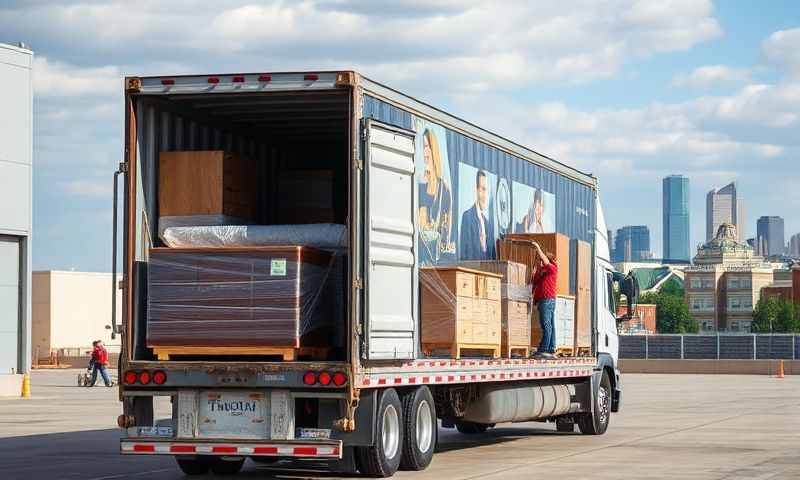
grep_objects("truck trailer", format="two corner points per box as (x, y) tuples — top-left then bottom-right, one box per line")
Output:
(115, 71), (633, 477)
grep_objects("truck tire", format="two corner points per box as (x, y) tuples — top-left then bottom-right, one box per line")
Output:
(356, 388), (404, 477)
(399, 386), (436, 471)
(176, 457), (210, 475)
(578, 371), (611, 435)
(455, 421), (488, 434)
(209, 457), (245, 475)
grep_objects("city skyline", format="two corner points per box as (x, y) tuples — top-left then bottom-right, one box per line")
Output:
(663, 175), (690, 262)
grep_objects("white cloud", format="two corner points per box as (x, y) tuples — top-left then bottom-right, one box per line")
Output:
(672, 65), (752, 89)
(60, 178), (111, 198)
(762, 28), (800, 78)
(33, 57), (120, 97)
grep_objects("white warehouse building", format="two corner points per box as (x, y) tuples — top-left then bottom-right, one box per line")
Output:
(0, 42), (33, 396)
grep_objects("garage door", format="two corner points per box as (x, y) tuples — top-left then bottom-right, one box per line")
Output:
(0, 236), (20, 373)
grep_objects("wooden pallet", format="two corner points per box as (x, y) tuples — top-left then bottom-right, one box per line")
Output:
(151, 346), (329, 361)
(576, 347), (592, 357)
(422, 343), (500, 359)
(555, 346), (574, 357)
(502, 345), (530, 358)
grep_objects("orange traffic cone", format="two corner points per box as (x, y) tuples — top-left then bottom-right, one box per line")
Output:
(777, 360), (785, 379)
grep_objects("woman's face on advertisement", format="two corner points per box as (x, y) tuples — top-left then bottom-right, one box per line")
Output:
(423, 136), (433, 181)
(534, 199), (543, 220)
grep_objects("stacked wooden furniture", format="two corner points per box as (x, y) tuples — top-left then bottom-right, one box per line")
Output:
(461, 260), (530, 358)
(531, 295), (576, 355)
(420, 266), (502, 358)
(573, 240), (592, 356)
(498, 233), (571, 295)
(146, 246), (334, 360)
(159, 150), (257, 221)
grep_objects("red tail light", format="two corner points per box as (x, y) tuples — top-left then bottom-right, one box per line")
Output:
(123, 371), (138, 385)
(207, 77), (220, 84)
(303, 371), (317, 385)
(160, 79), (175, 86)
(318, 372), (331, 386)
(304, 74), (319, 81)
(258, 75), (271, 82)
(232, 76), (245, 83)
(152, 371), (167, 385)
(138, 371), (151, 385)
(332, 372), (347, 386)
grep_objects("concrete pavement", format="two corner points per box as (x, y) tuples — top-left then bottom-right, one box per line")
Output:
(1, 370), (799, 479)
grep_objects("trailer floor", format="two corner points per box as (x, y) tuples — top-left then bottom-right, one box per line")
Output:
(1, 370), (799, 479)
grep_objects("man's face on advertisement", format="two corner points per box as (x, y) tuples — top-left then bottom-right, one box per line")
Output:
(476, 175), (488, 211)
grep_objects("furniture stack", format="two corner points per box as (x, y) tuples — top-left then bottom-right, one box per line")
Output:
(420, 266), (502, 358)
(460, 260), (530, 358)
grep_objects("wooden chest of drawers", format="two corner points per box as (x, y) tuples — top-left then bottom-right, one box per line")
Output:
(420, 266), (502, 358)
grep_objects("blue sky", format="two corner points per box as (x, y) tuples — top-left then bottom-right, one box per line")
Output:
(0, 0), (798, 270)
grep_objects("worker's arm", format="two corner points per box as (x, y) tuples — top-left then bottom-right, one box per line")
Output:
(533, 242), (550, 266)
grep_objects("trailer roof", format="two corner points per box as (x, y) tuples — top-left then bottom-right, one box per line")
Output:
(128, 70), (597, 188)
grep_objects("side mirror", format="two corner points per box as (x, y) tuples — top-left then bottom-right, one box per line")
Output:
(614, 271), (640, 322)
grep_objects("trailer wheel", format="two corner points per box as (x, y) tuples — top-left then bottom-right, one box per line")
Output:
(175, 457), (210, 475)
(578, 370), (611, 435)
(209, 457), (245, 475)
(399, 386), (436, 471)
(356, 388), (403, 477)
(455, 421), (488, 434)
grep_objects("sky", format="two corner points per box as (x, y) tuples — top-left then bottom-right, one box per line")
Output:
(1, 0), (798, 271)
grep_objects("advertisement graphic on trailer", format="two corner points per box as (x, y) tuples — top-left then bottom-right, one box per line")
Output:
(458, 163), (497, 260)
(414, 119), (456, 266)
(512, 181), (555, 234)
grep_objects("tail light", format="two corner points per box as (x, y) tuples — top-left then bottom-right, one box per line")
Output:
(332, 372), (347, 386)
(152, 371), (167, 385)
(303, 371), (317, 386)
(138, 371), (151, 385)
(232, 76), (245, 83)
(123, 371), (138, 385)
(318, 372), (331, 386)
(258, 75), (271, 82)
(304, 73), (319, 81)
(207, 77), (220, 84)
(160, 79), (175, 86)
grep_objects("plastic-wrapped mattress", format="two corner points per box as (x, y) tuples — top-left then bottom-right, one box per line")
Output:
(159, 216), (348, 250)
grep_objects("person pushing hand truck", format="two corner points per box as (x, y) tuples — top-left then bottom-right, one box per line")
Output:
(530, 241), (559, 359)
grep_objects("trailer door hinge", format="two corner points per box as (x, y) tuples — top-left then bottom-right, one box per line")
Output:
(118, 162), (129, 173)
(118, 279), (127, 290)
(354, 278), (363, 290)
(361, 127), (368, 141)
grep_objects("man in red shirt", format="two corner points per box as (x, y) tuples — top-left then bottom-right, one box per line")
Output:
(531, 242), (558, 359)
(90, 340), (113, 387)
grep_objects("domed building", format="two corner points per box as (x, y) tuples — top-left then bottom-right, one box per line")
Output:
(684, 224), (780, 332)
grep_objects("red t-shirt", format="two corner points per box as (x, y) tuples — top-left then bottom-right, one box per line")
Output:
(532, 262), (558, 303)
(92, 346), (108, 366)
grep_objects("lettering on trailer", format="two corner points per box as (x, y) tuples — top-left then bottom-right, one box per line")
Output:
(207, 399), (258, 415)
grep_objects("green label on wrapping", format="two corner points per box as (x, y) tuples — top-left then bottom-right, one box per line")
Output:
(270, 259), (287, 276)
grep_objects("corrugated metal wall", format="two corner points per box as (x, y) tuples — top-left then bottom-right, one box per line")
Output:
(363, 95), (595, 259)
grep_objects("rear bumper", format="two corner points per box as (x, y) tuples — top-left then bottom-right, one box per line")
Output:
(120, 438), (342, 459)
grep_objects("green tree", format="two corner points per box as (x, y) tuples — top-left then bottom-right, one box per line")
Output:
(752, 297), (800, 333)
(638, 290), (697, 333)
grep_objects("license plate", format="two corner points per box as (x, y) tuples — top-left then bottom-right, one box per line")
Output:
(198, 391), (268, 439)
(129, 426), (173, 437)
(297, 428), (331, 439)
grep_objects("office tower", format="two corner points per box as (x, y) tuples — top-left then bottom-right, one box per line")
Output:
(614, 226), (651, 262)
(756, 216), (785, 256)
(789, 233), (800, 257)
(706, 182), (744, 241)
(663, 175), (690, 262)
(607, 229), (614, 260)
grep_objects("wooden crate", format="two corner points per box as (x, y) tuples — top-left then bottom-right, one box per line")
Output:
(159, 150), (257, 221)
(501, 299), (530, 357)
(420, 266), (502, 358)
(459, 260), (528, 287)
(146, 246), (335, 355)
(531, 295), (575, 354)
(574, 240), (592, 355)
(502, 233), (571, 296)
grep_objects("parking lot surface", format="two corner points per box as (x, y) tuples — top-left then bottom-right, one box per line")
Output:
(1, 370), (799, 479)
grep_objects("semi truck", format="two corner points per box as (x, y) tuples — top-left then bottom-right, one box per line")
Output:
(114, 70), (635, 477)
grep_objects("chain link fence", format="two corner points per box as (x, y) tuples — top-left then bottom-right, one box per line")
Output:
(620, 334), (799, 360)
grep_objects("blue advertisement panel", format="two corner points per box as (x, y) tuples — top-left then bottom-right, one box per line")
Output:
(363, 95), (593, 267)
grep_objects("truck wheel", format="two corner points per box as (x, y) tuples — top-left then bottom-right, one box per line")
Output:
(399, 386), (436, 471)
(175, 457), (210, 475)
(356, 388), (403, 477)
(578, 371), (611, 435)
(455, 421), (488, 434)
(209, 457), (245, 474)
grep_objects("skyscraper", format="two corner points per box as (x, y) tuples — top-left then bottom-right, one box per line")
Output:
(789, 233), (800, 257)
(662, 175), (690, 262)
(756, 216), (785, 256)
(706, 182), (744, 241)
(613, 226), (651, 262)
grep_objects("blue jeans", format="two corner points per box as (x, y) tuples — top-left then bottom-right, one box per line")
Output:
(91, 364), (112, 387)
(537, 298), (556, 353)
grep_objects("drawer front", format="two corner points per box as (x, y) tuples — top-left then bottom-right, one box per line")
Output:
(471, 299), (487, 321)
(458, 322), (473, 343)
(485, 277), (501, 301)
(456, 272), (476, 297)
(485, 300), (501, 322)
(472, 323), (488, 343)
(456, 297), (474, 323)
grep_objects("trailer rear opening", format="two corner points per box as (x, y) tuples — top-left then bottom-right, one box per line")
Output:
(117, 71), (628, 477)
